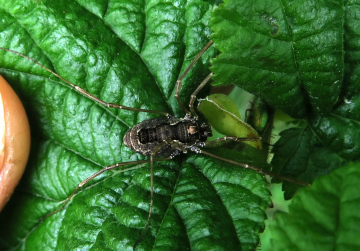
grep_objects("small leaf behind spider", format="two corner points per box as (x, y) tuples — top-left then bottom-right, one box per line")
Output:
(198, 94), (261, 149)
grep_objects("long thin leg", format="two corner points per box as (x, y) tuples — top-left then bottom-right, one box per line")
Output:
(0, 47), (168, 116)
(41, 158), (168, 221)
(175, 40), (214, 115)
(205, 136), (262, 148)
(189, 72), (214, 117)
(133, 140), (187, 250)
(132, 155), (157, 251)
(200, 149), (310, 186)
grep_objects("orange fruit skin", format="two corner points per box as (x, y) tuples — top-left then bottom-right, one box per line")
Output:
(0, 75), (31, 211)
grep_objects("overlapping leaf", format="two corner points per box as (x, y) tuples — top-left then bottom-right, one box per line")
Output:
(0, 1), (270, 250)
(207, 2), (360, 250)
(210, 0), (344, 118)
(268, 162), (360, 250)
(209, 0), (360, 191)
(270, 90), (360, 198)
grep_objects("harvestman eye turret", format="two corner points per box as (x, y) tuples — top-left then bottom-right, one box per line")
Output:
(0, 41), (310, 250)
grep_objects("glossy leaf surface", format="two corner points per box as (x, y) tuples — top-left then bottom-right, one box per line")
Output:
(0, 1), (270, 250)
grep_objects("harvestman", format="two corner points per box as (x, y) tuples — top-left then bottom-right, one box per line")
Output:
(0, 41), (309, 250)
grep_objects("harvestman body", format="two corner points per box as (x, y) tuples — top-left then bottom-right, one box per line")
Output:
(0, 41), (309, 250)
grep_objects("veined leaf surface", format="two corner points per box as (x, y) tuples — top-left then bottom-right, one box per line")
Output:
(0, 1), (270, 250)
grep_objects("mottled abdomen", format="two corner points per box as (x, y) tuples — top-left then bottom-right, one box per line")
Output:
(123, 117), (212, 157)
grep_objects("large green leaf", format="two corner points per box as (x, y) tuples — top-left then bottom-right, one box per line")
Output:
(206, 1), (360, 250)
(344, 0), (360, 95)
(210, 0), (344, 118)
(267, 162), (360, 250)
(0, 1), (271, 250)
(270, 126), (347, 199)
(270, 90), (360, 198)
(208, 0), (360, 197)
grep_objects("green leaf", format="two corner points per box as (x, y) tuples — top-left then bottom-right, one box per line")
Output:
(245, 97), (270, 133)
(198, 94), (261, 149)
(271, 90), (360, 198)
(344, 0), (360, 95)
(271, 126), (346, 199)
(0, 1), (270, 250)
(268, 162), (360, 250)
(310, 114), (360, 161)
(210, 0), (344, 118)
